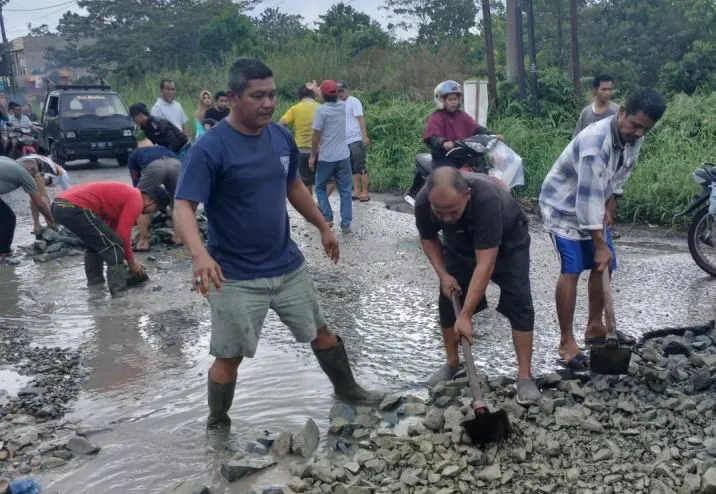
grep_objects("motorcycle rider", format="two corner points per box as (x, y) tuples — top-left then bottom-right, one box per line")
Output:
(423, 81), (503, 169)
(7, 102), (34, 158)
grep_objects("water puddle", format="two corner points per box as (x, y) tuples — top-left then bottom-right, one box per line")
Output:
(0, 368), (32, 395)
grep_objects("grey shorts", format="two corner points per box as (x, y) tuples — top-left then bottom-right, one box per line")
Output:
(208, 263), (327, 358)
(349, 141), (367, 174)
(136, 157), (181, 197)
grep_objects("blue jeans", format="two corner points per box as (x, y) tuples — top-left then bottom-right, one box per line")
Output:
(315, 158), (352, 228)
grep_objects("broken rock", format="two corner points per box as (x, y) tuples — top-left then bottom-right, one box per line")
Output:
(221, 456), (277, 482)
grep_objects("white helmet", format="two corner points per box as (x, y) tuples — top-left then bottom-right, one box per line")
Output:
(434, 80), (463, 110)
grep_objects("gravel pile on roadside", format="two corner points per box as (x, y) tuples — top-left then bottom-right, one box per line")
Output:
(0, 326), (92, 478)
(20, 226), (84, 263)
(225, 321), (716, 494)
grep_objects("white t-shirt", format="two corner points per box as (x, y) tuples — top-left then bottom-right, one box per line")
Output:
(344, 95), (364, 144)
(151, 98), (188, 132)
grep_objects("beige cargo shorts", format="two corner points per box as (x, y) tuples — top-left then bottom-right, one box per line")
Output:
(208, 263), (327, 358)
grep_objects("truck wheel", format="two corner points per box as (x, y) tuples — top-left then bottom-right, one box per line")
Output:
(116, 153), (129, 167)
(50, 144), (65, 166)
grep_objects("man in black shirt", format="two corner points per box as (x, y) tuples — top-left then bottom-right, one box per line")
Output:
(204, 91), (230, 122)
(130, 103), (189, 155)
(414, 167), (539, 405)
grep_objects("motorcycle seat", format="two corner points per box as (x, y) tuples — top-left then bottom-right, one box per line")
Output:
(416, 153), (434, 174)
(695, 167), (716, 183)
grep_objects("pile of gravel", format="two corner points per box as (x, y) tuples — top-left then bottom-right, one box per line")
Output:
(138, 211), (208, 248)
(23, 226), (84, 263)
(212, 321), (716, 494)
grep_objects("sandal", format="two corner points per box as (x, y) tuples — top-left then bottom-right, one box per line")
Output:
(556, 352), (590, 371)
(584, 330), (636, 347)
(360, 195), (371, 202)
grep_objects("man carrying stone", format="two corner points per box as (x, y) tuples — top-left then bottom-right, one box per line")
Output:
(52, 182), (170, 295)
(0, 157), (57, 262)
(540, 88), (666, 370)
(337, 81), (371, 201)
(151, 79), (190, 136)
(128, 139), (182, 251)
(18, 154), (71, 234)
(173, 58), (383, 446)
(415, 167), (540, 405)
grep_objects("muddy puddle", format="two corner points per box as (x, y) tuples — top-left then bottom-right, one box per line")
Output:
(0, 178), (714, 493)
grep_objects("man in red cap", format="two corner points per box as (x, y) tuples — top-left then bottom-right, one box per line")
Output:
(309, 80), (353, 233)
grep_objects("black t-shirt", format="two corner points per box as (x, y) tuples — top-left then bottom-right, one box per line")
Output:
(414, 173), (528, 257)
(204, 107), (230, 122)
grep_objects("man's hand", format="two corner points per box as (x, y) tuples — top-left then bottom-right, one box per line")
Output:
(308, 155), (316, 170)
(128, 258), (146, 277)
(604, 197), (618, 227)
(439, 273), (461, 298)
(320, 229), (340, 264)
(362, 136), (370, 148)
(594, 245), (612, 272)
(454, 312), (474, 344)
(192, 251), (225, 297)
(496, 134), (506, 142)
(443, 141), (455, 151)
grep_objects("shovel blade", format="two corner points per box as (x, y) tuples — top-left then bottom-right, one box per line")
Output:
(589, 345), (632, 375)
(461, 409), (511, 445)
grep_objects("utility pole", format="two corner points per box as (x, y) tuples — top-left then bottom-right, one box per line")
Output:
(505, 0), (517, 83)
(515, 0), (526, 100)
(556, 0), (565, 68)
(570, 0), (581, 100)
(481, 0), (497, 114)
(0, 0), (14, 96)
(525, 0), (539, 115)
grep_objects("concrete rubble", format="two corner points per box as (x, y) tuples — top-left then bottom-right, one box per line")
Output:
(22, 226), (84, 263)
(140, 210), (208, 248)
(238, 323), (716, 494)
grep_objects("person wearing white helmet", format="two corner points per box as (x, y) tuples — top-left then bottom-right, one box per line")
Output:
(423, 80), (503, 168)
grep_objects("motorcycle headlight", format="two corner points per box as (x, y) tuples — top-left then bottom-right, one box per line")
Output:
(64, 131), (76, 139)
(123, 129), (134, 137)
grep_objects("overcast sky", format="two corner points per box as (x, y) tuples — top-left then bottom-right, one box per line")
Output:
(4, 0), (392, 40)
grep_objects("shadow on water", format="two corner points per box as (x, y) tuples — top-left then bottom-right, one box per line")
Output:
(0, 194), (712, 493)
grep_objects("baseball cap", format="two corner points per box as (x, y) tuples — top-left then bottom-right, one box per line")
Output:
(319, 80), (338, 97)
(337, 80), (349, 90)
(141, 184), (171, 211)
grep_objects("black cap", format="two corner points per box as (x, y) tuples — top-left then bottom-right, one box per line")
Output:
(141, 185), (171, 211)
(337, 80), (349, 90)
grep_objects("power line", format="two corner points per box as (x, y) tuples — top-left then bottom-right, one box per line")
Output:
(5, 0), (75, 12)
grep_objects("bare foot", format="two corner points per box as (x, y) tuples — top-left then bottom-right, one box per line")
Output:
(171, 235), (184, 246)
(583, 323), (608, 341)
(558, 338), (582, 363)
(136, 240), (151, 252)
(32, 224), (42, 234)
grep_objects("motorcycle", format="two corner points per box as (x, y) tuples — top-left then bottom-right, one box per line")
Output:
(675, 162), (716, 276)
(7, 126), (39, 158)
(403, 134), (525, 207)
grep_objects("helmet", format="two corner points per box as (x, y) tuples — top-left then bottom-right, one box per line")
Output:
(434, 80), (463, 109)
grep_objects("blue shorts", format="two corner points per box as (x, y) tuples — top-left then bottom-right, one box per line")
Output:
(550, 230), (618, 274)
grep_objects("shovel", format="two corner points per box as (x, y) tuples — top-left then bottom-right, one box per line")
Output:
(589, 268), (632, 374)
(450, 293), (511, 445)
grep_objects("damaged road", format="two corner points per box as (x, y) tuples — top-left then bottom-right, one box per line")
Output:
(0, 163), (713, 493)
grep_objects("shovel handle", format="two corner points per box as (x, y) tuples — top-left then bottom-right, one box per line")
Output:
(601, 266), (618, 347)
(450, 293), (484, 404)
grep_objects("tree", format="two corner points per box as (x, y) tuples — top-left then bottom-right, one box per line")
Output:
(317, 3), (392, 55)
(382, 0), (477, 44)
(198, 6), (263, 64)
(27, 23), (53, 37)
(254, 7), (307, 52)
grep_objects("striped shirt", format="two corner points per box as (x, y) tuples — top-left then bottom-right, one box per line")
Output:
(539, 116), (643, 240)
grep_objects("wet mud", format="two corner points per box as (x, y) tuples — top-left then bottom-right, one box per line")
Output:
(0, 161), (713, 492)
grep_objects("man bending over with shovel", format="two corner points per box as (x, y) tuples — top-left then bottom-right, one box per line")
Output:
(173, 57), (384, 448)
(414, 166), (540, 406)
(539, 87), (666, 371)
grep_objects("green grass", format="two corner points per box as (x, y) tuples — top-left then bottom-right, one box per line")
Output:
(118, 73), (715, 227)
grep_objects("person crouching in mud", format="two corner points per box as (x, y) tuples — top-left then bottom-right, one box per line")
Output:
(414, 167), (540, 406)
(423, 80), (503, 168)
(52, 182), (171, 296)
(172, 57), (384, 448)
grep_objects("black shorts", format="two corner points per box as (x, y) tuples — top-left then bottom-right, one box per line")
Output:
(437, 236), (534, 332)
(348, 141), (367, 174)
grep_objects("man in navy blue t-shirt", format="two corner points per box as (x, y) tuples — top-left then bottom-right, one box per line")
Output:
(173, 58), (384, 446)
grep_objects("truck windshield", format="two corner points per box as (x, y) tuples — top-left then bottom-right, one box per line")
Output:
(60, 93), (128, 117)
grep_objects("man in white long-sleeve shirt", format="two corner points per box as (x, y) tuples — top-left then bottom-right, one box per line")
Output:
(539, 87), (666, 371)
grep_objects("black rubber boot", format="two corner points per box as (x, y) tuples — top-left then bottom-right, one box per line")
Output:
(106, 264), (128, 296)
(206, 377), (235, 448)
(313, 336), (385, 405)
(84, 251), (105, 285)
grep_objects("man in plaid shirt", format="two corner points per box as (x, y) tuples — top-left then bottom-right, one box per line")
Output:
(539, 87), (666, 370)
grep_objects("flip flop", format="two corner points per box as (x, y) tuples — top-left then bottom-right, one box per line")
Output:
(584, 330), (636, 346)
(556, 352), (590, 371)
(134, 246), (152, 252)
(352, 195), (360, 201)
(360, 196), (371, 202)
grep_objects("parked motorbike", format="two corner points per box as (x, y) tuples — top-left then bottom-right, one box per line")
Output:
(675, 162), (716, 276)
(403, 134), (524, 206)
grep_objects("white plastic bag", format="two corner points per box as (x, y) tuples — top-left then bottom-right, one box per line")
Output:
(487, 141), (525, 189)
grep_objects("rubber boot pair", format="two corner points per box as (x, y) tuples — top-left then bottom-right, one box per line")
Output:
(206, 377), (235, 448)
(313, 336), (385, 404)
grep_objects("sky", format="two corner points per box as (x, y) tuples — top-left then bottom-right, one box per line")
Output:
(4, 0), (392, 40)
